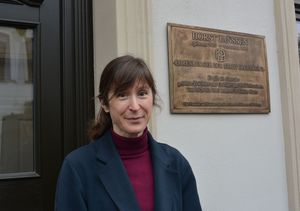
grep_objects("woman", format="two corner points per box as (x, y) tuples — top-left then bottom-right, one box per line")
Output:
(55, 55), (202, 211)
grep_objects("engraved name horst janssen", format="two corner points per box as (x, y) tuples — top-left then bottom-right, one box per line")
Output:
(168, 24), (270, 113)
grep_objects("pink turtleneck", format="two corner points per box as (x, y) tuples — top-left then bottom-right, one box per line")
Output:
(111, 129), (154, 211)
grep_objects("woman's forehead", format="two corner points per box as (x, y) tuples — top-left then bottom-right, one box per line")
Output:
(134, 80), (150, 88)
(112, 80), (150, 92)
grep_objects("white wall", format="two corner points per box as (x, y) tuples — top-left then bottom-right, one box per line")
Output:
(151, 0), (288, 211)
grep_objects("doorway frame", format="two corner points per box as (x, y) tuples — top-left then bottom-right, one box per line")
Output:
(274, 0), (300, 210)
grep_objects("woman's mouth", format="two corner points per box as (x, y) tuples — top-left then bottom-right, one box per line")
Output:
(126, 116), (142, 120)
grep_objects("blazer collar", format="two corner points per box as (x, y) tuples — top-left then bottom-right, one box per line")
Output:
(94, 131), (180, 211)
(95, 131), (140, 211)
(148, 133), (180, 211)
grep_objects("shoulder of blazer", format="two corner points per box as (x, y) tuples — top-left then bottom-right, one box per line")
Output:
(63, 130), (114, 167)
(148, 132), (191, 174)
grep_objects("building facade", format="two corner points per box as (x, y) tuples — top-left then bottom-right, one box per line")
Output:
(0, 0), (299, 210)
(93, 0), (300, 211)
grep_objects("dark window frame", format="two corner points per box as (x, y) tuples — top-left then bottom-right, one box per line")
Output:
(0, 19), (41, 180)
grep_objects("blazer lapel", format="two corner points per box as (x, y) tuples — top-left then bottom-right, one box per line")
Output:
(149, 135), (181, 211)
(94, 131), (140, 211)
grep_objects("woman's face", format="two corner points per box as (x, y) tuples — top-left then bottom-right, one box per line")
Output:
(103, 81), (153, 138)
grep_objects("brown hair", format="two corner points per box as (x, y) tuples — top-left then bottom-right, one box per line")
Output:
(88, 55), (158, 140)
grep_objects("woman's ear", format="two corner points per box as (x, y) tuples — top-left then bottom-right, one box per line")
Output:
(100, 99), (110, 113)
(102, 104), (109, 113)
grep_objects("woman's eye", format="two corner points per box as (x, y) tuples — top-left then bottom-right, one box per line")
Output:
(138, 90), (148, 97)
(116, 92), (127, 98)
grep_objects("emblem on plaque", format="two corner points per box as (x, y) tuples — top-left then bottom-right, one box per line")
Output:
(215, 48), (226, 62)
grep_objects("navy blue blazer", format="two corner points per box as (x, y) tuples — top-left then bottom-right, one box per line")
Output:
(55, 130), (202, 211)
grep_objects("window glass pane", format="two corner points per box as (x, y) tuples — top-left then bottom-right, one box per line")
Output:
(0, 26), (34, 175)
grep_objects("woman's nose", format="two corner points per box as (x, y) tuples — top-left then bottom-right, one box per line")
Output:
(128, 96), (140, 110)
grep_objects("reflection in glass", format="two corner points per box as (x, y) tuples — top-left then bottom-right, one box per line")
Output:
(0, 26), (34, 175)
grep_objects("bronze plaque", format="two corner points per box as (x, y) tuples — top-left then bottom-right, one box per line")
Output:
(167, 23), (270, 113)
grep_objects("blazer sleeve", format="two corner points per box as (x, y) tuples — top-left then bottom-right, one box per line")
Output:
(181, 161), (202, 211)
(55, 159), (87, 211)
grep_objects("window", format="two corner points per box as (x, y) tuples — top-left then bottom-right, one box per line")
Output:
(0, 25), (34, 176)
